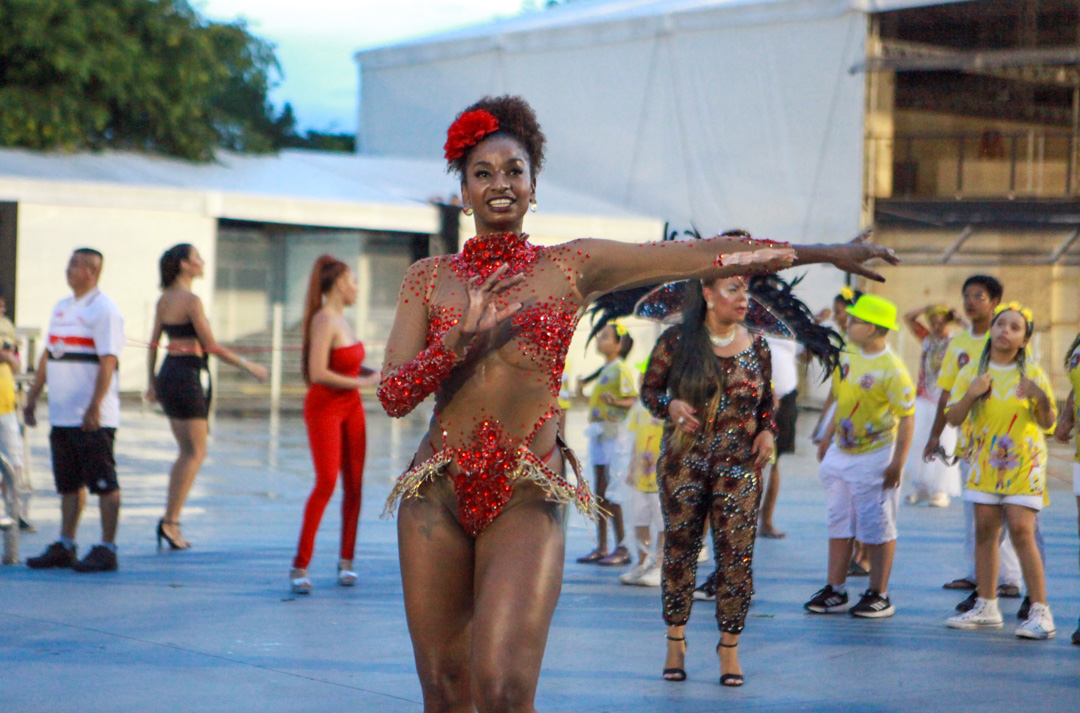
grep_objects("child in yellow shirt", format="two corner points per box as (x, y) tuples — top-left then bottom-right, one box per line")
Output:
(804, 295), (914, 619)
(945, 303), (1056, 639)
(1051, 333), (1080, 645)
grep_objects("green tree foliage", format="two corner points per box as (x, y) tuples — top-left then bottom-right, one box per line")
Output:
(0, 0), (297, 160)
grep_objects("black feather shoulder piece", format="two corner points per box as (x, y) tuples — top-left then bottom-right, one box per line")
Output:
(584, 228), (844, 376)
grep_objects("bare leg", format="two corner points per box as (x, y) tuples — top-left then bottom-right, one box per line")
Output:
(60, 489), (86, 540)
(973, 504), (1002, 601)
(867, 540), (896, 593)
(759, 460), (785, 538)
(827, 537), (854, 587)
(595, 465), (609, 551)
(471, 486), (566, 713)
(634, 525), (651, 565)
(1004, 505), (1046, 604)
(163, 418), (208, 546)
(99, 490), (120, 544)
(852, 541), (871, 572)
(398, 482), (475, 713)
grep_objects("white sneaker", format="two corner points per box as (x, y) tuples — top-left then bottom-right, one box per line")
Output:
(619, 563), (648, 585)
(1015, 602), (1056, 640)
(697, 546), (709, 563)
(946, 597), (1003, 629)
(635, 562), (662, 587)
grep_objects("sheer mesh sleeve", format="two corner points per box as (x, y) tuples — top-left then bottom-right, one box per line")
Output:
(641, 327), (680, 420)
(377, 258), (461, 418)
(755, 336), (777, 436)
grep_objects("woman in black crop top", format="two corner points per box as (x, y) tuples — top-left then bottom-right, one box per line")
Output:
(146, 244), (268, 550)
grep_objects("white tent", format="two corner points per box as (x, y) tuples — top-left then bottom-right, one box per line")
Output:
(356, 0), (970, 310)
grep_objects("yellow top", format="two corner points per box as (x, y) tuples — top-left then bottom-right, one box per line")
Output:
(948, 360), (1056, 499)
(626, 403), (663, 492)
(588, 360), (638, 423)
(832, 347), (915, 455)
(0, 316), (15, 415)
(1067, 344), (1080, 462)
(936, 329), (989, 457)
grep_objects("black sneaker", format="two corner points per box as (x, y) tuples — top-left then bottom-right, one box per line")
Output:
(693, 580), (717, 602)
(26, 541), (78, 569)
(1017, 595), (1031, 621)
(849, 589), (895, 618)
(804, 585), (849, 614)
(72, 545), (118, 573)
(955, 591), (977, 612)
(18, 517), (37, 533)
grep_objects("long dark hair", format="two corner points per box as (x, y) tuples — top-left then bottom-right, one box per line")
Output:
(668, 277), (726, 412)
(1064, 333), (1080, 368)
(301, 255), (350, 385)
(159, 243), (194, 288)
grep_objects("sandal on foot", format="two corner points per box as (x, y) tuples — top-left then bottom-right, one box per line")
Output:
(576, 548), (608, 564)
(290, 568), (312, 595)
(717, 641), (744, 687)
(663, 635), (687, 682)
(943, 577), (977, 590)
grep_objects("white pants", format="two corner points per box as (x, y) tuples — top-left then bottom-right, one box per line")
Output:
(630, 489), (663, 558)
(0, 412), (30, 520)
(819, 443), (900, 545)
(904, 397), (960, 497)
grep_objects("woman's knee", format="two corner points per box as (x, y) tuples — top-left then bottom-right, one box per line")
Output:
(471, 666), (533, 713)
(418, 660), (472, 713)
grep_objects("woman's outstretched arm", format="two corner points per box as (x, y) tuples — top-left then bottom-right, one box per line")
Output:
(572, 230), (896, 305)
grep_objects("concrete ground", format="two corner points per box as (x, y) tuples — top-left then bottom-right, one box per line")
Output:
(1, 405), (1078, 713)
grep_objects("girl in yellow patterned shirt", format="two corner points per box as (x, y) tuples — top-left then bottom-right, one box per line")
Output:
(945, 303), (1056, 639)
(1051, 333), (1080, 645)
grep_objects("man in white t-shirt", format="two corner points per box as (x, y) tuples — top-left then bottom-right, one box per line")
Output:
(760, 336), (800, 539)
(23, 249), (125, 573)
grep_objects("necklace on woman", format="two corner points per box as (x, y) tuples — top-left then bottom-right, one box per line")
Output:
(707, 327), (737, 348)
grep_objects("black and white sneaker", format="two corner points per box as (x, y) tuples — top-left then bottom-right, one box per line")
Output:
(849, 589), (895, 618)
(804, 585), (850, 614)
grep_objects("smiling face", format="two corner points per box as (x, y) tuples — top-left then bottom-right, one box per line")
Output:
(461, 134), (535, 235)
(702, 276), (749, 326)
(989, 310), (1029, 356)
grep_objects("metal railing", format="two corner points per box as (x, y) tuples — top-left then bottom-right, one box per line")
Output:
(870, 130), (1079, 199)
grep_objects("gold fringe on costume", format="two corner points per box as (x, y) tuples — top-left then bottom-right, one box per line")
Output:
(381, 440), (603, 524)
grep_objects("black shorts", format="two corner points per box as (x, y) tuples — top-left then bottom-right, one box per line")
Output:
(156, 355), (211, 420)
(775, 390), (798, 455)
(50, 427), (118, 495)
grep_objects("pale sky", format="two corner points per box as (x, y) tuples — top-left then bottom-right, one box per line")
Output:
(196, 0), (536, 132)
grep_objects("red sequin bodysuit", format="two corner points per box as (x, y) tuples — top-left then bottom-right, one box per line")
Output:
(378, 232), (794, 537)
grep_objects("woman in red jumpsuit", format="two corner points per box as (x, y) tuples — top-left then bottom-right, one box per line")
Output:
(290, 255), (381, 594)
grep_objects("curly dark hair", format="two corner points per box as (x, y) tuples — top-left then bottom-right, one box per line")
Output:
(446, 95), (546, 177)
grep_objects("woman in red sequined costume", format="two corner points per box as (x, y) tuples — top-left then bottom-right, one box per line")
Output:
(641, 276), (774, 687)
(290, 256), (381, 595)
(377, 95), (897, 712)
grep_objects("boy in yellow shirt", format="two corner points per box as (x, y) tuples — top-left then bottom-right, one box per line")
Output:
(805, 295), (914, 618)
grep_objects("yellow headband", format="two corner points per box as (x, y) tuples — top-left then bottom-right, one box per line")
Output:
(994, 301), (1034, 325)
(613, 321), (628, 337)
(925, 305), (951, 319)
(839, 285), (854, 301)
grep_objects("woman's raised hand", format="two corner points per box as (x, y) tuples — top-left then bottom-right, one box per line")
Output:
(827, 230), (899, 282)
(461, 263), (524, 336)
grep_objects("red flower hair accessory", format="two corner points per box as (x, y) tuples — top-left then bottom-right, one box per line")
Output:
(444, 110), (500, 161)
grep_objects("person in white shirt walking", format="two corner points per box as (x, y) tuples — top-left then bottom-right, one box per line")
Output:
(23, 248), (126, 573)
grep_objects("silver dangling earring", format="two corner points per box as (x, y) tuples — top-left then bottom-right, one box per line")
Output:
(463, 206), (473, 216)
(529, 200), (538, 213)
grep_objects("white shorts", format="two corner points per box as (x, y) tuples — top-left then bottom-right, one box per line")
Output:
(586, 423), (621, 467)
(630, 489), (663, 531)
(1074, 463), (1080, 497)
(963, 488), (1044, 511)
(819, 443), (900, 545)
(0, 412), (23, 469)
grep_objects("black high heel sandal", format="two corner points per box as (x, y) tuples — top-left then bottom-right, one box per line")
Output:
(157, 519), (191, 551)
(663, 635), (687, 681)
(717, 641), (744, 687)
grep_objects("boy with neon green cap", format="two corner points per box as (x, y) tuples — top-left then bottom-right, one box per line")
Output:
(804, 294), (915, 618)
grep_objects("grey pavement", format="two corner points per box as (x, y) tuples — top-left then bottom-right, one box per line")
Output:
(2, 406), (1078, 713)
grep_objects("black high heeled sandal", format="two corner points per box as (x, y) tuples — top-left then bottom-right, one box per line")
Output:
(717, 641), (744, 687)
(663, 635), (687, 682)
(157, 519), (191, 551)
